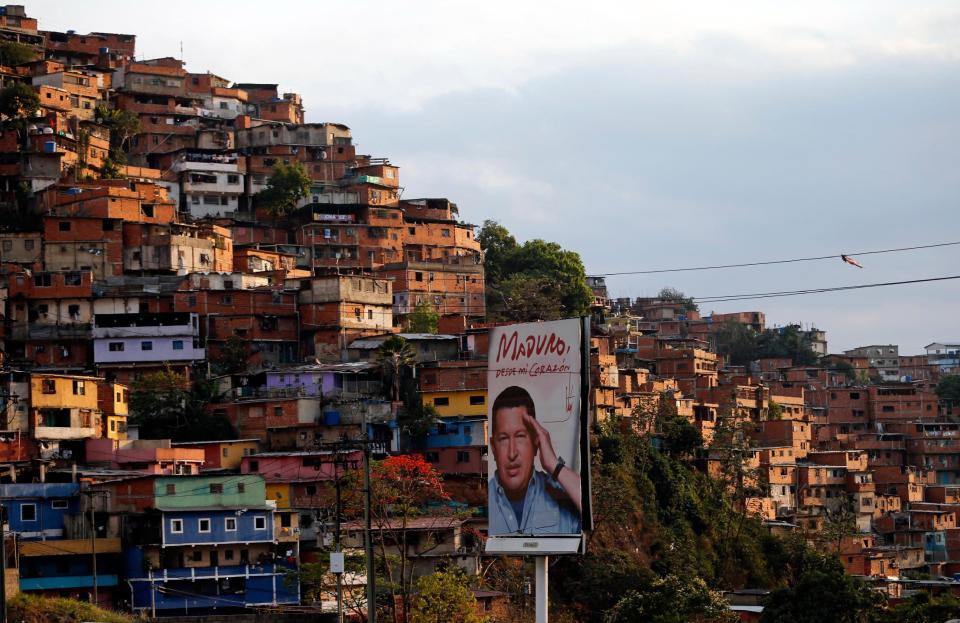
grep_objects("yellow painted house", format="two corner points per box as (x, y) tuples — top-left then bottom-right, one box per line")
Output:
(100, 382), (129, 441)
(422, 389), (487, 418)
(30, 373), (102, 441)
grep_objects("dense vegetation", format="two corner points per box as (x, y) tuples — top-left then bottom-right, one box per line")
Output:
(9, 593), (133, 623)
(547, 408), (883, 622)
(478, 220), (593, 322)
(712, 321), (820, 367)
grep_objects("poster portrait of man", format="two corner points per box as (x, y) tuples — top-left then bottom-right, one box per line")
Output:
(485, 318), (589, 548)
(487, 385), (582, 535)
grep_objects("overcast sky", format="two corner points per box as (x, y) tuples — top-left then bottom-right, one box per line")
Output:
(30, 1), (960, 353)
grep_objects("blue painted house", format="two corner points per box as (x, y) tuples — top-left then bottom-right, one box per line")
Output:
(0, 483), (79, 539)
(101, 474), (299, 614)
(0, 483), (122, 608)
(422, 416), (487, 449)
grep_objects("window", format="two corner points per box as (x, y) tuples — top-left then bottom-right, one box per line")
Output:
(20, 503), (37, 521)
(68, 304), (80, 319)
(224, 549), (234, 561)
(191, 550), (202, 562)
(210, 483), (223, 494)
(58, 221), (71, 232)
(225, 517), (237, 531)
(433, 397), (449, 407)
(469, 395), (485, 406)
(882, 406), (895, 413)
(166, 484), (176, 494)
(274, 406), (283, 417)
(424, 451), (439, 463)
(367, 309), (374, 320)
(441, 229), (451, 237)
(172, 340), (184, 350)
(457, 451), (470, 463)
(72, 380), (85, 395)
(23, 239), (33, 250)
(51, 499), (68, 510)
(237, 483), (245, 493)
(170, 518), (183, 533)
(1, 240), (10, 252)
(141, 341), (153, 351)
(227, 174), (239, 184)
(248, 460), (259, 472)
(108, 342), (124, 352)
(198, 518), (211, 533)
(254, 516), (266, 530)
(414, 272), (423, 282)
(408, 227), (415, 235)
(41, 379), (56, 394)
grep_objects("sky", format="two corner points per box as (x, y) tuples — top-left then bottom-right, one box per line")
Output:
(28, 1), (960, 353)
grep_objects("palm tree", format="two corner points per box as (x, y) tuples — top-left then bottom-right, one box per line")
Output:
(376, 335), (416, 402)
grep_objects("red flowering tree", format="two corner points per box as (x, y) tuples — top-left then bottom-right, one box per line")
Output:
(369, 454), (455, 623)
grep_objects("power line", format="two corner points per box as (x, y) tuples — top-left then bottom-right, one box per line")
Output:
(691, 275), (960, 304)
(595, 241), (960, 277)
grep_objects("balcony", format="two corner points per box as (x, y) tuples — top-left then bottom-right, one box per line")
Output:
(20, 574), (118, 591)
(133, 562), (290, 581)
(8, 323), (92, 341)
(19, 538), (121, 557)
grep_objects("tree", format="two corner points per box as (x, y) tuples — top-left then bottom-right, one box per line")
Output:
(935, 375), (960, 404)
(410, 569), (487, 623)
(603, 574), (737, 623)
(767, 400), (783, 420)
(658, 287), (699, 313)
(711, 321), (758, 367)
(95, 105), (140, 161)
(475, 219), (516, 284)
(818, 497), (859, 555)
(881, 591), (960, 623)
(0, 83), (39, 123)
(365, 455), (452, 623)
(760, 557), (882, 623)
(256, 161), (311, 221)
(479, 220), (593, 322)
(407, 300), (439, 334)
(213, 335), (251, 374)
(0, 42), (37, 68)
(130, 370), (234, 441)
(377, 336), (417, 402)
(659, 414), (703, 459)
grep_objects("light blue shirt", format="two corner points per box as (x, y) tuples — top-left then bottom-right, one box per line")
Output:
(488, 470), (581, 536)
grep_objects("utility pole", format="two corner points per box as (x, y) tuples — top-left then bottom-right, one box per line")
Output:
(313, 414), (379, 623)
(87, 491), (98, 606)
(362, 403), (376, 623)
(334, 453), (343, 623)
(0, 502), (6, 623)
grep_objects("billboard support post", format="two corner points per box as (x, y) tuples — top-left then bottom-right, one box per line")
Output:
(535, 555), (549, 623)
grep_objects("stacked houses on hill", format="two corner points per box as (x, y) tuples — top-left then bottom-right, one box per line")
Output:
(0, 4), (953, 619)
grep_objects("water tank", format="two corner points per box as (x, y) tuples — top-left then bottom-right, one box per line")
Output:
(322, 411), (341, 426)
(43, 141), (56, 153)
(42, 127), (54, 135)
(99, 47), (109, 54)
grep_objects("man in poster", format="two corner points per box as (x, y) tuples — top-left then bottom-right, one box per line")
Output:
(488, 385), (582, 535)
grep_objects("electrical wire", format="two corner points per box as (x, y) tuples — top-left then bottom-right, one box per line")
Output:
(595, 241), (960, 277)
(691, 275), (960, 304)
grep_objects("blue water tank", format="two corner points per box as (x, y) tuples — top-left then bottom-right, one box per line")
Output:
(43, 141), (56, 153)
(323, 411), (340, 426)
(99, 47), (110, 54)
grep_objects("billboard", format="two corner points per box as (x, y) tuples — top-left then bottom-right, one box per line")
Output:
(484, 317), (591, 555)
